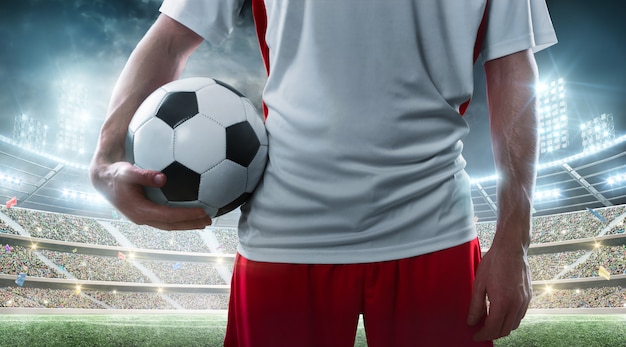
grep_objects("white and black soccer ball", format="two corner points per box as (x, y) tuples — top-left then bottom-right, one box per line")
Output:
(126, 77), (268, 218)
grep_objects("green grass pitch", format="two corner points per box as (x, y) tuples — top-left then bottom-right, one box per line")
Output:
(0, 313), (624, 346)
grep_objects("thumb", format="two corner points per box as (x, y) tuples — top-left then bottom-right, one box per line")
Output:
(122, 166), (166, 188)
(467, 282), (487, 326)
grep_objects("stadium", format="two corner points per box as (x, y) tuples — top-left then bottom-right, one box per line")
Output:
(1, 129), (625, 346)
(1, 0), (626, 346)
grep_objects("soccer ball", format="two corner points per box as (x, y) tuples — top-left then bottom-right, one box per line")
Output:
(126, 77), (268, 218)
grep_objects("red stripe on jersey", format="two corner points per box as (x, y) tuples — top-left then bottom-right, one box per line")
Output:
(251, 0), (269, 119)
(459, 0), (489, 116)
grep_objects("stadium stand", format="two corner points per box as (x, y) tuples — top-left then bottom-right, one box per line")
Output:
(1, 204), (625, 310)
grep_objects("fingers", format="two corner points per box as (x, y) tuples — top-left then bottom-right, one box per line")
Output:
(135, 204), (213, 231)
(473, 299), (506, 341)
(115, 185), (213, 230)
(512, 292), (530, 330)
(96, 162), (213, 230)
(472, 295), (527, 341)
(118, 164), (166, 188)
(468, 247), (533, 342)
(466, 281), (487, 327)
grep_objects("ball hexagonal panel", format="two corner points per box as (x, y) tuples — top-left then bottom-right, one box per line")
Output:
(174, 114), (227, 173)
(160, 161), (201, 201)
(226, 121), (260, 167)
(133, 118), (175, 171)
(199, 160), (247, 208)
(155, 92), (199, 129)
(129, 87), (168, 133)
(196, 84), (247, 127)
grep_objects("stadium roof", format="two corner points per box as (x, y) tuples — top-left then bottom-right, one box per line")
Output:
(472, 134), (626, 222)
(1, 135), (626, 225)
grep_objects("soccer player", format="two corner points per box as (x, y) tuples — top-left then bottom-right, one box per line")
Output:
(90, 1), (557, 346)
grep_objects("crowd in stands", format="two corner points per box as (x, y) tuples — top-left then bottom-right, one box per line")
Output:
(607, 222), (626, 235)
(40, 250), (152, 282)
(112, 222), (212, 253)
(0, 287), (100, 309)
(2, 208), (119, 246)
(530, 287), (625, 309)
(168, 293), (230, 310)
(85, 290), (174, 309)
(141, 260), (230, 285)
(212, 229), (239, 254)
(569, 245), (626, 278)
(528, 250), (587, 281)
(1, 245), (62, 279)
(477, 205), (626, 249)
(1, 204), (625, 310)
(0, 219), (17, 234)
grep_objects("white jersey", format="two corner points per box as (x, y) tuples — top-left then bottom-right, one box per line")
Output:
(160, 0), (557, 264)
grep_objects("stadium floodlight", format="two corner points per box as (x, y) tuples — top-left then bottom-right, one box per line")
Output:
(537, 78), (569, 155)
(61, 187), (109, 205)
(13, 113), (48, 152)
(57, 80), (89, 156)
(0, 134), (93, 171)
(534, 188), (560, 201)
(0, 172), (23, 186)
(469, 173), (500, 185)
(581, 113), (615, 152)
(607, 173), (626, 186)
(536, 82), (548, 94)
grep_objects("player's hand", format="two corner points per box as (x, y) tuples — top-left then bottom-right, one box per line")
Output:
(89, 160), (212, 230)
(466, 246), (532, 341)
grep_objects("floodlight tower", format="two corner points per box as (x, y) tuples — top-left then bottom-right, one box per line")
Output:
(581, 113), (615, 152)
(56, 80), (88, 156)
(537, 78), (569, 156)
(12, 113), (48, 151)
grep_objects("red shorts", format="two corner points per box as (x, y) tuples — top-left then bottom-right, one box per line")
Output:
(224, 238), (492, 347)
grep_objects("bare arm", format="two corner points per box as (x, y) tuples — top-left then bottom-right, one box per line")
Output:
(467, 48), (538, 341)
(95, 14), (203, 165)
(90, 14), (211, 230)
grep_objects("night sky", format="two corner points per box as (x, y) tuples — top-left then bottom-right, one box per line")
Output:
(0, 0), (624, 178)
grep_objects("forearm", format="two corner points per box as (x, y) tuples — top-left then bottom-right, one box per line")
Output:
(93, 14), (203, 166)
(485, 49), (539, 253)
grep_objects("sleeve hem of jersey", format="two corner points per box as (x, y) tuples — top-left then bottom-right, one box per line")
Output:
(159, 3), (231, 46)
(481, 32), (558, 62)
